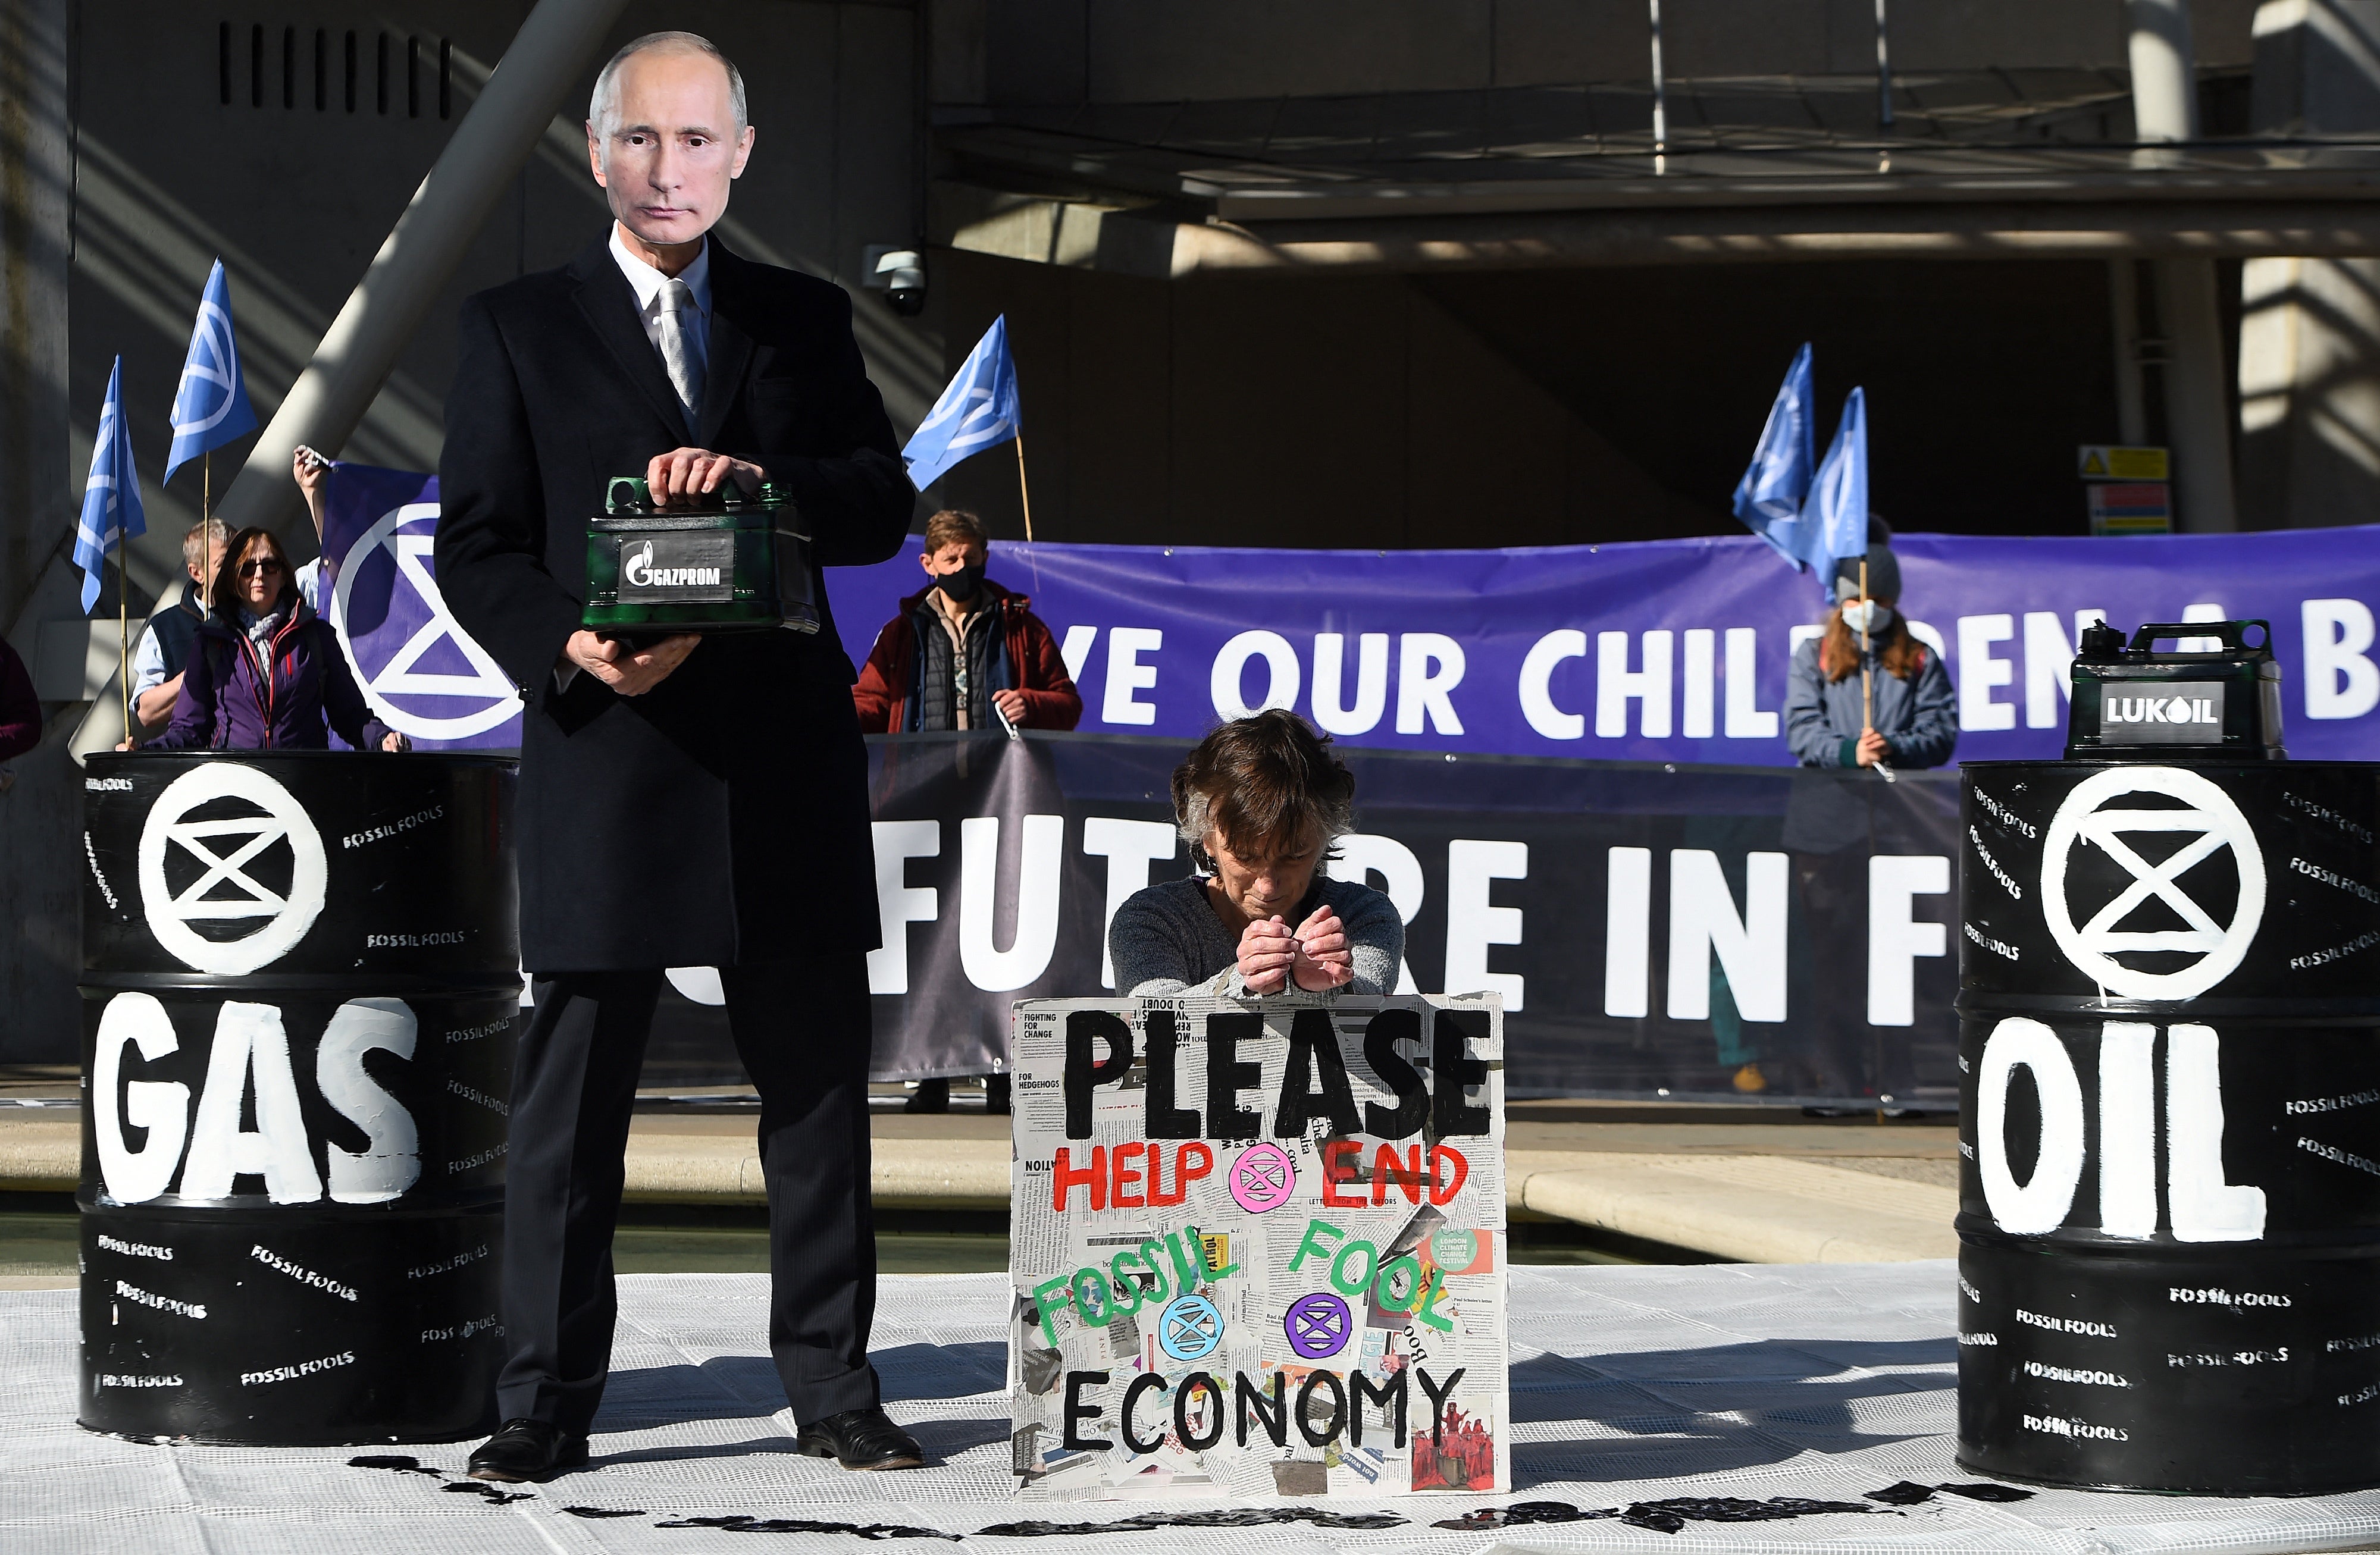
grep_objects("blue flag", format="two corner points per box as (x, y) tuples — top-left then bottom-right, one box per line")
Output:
(1798, 386), (1871, 584)
(163, 258), (259, 484)
(1730, 342), (1815, 545)
(903, 316), (1021, 490)
(76, 356), (148, 613)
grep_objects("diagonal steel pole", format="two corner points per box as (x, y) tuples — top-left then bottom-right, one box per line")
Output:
(210, 0), (632, 545)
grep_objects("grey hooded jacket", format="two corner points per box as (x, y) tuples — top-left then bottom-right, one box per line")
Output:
(1784, 632), (1959, 769)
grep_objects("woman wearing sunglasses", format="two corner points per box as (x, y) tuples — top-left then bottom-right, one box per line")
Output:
(140, 526), (409, 753)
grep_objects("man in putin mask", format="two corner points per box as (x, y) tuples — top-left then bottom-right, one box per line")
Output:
(435, 32), (920, 1479)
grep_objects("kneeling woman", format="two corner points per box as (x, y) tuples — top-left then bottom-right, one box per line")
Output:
(146, 525), (408, 752)
(1110, 710), (1401, 997)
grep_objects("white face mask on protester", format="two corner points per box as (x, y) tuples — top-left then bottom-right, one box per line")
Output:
(1840, 599), (1894, 635)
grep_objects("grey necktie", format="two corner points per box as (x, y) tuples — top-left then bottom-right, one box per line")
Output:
(655, 278), (703, 426)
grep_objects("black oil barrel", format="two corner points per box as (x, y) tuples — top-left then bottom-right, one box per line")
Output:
(1958, 625), (2380, 1492)
(77, 751), (518, 1445)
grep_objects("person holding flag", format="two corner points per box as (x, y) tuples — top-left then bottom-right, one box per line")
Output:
(75, 356), (148, 734)
(1771, 385), (1955, 772)
(115, 258), (263, 741)
(1730, 358), (1952, 770)
(1784, 523), (1955, 771)
(1739, 371), (1954, 1103)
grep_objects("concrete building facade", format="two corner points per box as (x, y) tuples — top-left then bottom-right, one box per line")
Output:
(1, 0), (2378, 1060)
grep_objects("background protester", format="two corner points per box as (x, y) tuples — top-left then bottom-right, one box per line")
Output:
(1784, 532), (1957, 770)
(851, 507), (1081, 733)
(140, 526), (405, 752)
(854, 509), (1081, 1114)
(433, 30), (922, 1481)
(127, 518), (228, 734)
(1778, 529), (1946, 1107)
(1111, 710), (1401, 998)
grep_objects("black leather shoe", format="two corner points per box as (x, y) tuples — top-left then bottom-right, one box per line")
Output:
(794, 1406), (926, 1470)
(467, 1417), (589, 1482)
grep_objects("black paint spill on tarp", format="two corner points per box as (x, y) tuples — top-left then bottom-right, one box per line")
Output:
(441, 1481), (532, 1506)
(347, 1455), (2031, 1540)
(652, 1515), (959, 1540)
(1435, 1495), (1880, 1535)
(347, 1455), (442, 1477)
(978, 1509), (1408, 1537)
(1940, 1482), (2035, 1503)
(1865, 1481), (2037, 1508)
(1865, 1482), (1940, 1506)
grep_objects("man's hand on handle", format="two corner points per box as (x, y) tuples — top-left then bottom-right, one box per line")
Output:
(562, 629), (700, 697)
(646, 448), (764, 505)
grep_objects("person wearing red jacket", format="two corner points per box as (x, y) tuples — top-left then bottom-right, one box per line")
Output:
(851, 508), (1082, 734)
(854, 509), (1079, 1114)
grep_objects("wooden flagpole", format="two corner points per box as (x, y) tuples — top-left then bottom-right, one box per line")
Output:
(118, 559), (130, 737)
(1014, 433), (1035, 543)
(1859, 557), (1872, 735)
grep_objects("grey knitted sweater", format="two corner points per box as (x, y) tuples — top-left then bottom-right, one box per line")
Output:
(1108, 875), (1405, 998)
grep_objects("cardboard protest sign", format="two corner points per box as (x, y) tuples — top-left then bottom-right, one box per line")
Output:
(1008, 994), (1507, 1500)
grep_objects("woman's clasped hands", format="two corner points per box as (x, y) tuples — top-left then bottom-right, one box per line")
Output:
(1235, 904), (1355, 995)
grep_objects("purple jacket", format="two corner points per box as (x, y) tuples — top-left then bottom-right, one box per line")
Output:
(151, 597), (394, 752)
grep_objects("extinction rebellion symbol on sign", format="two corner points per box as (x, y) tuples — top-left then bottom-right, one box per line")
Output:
(2040, 765), (2265, 1002)
(137, 763), (328, 975)
(329, 502), (521, 742)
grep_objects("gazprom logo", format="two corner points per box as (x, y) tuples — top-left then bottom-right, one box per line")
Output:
(622, 541), (721, 591)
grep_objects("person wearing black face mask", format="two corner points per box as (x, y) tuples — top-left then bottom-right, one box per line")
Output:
(852, 507), (1083, 1112)
(852, 508), (1082, 738)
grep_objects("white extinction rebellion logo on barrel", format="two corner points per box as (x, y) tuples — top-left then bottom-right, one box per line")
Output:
(2040, 765), (2265, 1002)
(137, 763), (328, 974)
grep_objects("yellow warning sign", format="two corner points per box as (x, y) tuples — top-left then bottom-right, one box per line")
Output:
(2078, 445), (2169, 481)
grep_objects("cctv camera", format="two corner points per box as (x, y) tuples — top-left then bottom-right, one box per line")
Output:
(863, 245), (926, 317)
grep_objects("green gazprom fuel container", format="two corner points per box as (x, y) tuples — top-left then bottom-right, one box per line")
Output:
(581, 476), (821, 637)
(2064, 617), (2285, 762)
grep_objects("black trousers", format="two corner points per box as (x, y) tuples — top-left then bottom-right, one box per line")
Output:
(495, 955), (880, 1434)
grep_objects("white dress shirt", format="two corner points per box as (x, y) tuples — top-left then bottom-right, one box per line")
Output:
(559, 228), (718, 692)
(609, 222), (711, 418)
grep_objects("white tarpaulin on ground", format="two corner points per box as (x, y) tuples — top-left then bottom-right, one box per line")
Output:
(19, 1265), (2380, 1551)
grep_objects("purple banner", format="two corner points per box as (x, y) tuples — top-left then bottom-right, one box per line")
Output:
(831, 526), (2380, 765)
(318, 463), (522, 751)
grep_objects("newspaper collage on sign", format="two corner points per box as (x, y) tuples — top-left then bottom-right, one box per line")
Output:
(1007, 994), (1508, 1501)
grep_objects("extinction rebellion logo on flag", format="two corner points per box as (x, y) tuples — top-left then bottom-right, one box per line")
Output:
(319, 465), (521, 748)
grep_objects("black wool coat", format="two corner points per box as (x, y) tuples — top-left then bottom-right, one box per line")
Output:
(434, 233), (913, 971)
